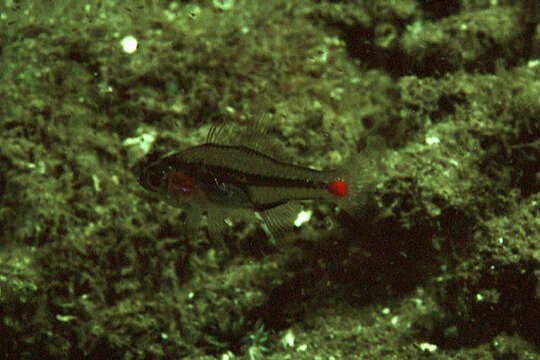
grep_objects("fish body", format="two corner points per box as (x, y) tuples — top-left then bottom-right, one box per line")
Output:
(134, 122), (378, 239)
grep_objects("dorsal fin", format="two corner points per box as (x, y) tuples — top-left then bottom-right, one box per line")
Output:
(205, 114), (290, 162)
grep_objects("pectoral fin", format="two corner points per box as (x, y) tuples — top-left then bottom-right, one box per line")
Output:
(183, 204), (202, 239)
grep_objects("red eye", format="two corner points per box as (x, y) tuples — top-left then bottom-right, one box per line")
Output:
(167, 171), (194, 196)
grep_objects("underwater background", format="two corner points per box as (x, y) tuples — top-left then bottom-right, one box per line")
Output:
(0, 0), (538, 359)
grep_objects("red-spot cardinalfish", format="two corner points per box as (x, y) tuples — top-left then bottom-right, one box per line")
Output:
(132, 117), (380, 241)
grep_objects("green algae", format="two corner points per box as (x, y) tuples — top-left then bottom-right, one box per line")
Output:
(0, 0), (538, 359)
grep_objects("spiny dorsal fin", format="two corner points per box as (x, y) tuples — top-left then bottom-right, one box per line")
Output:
(205, 114), (289, 162)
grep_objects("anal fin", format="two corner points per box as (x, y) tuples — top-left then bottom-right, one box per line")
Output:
(258, 202), (302, 244)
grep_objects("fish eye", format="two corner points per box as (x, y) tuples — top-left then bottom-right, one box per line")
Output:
(145, 166), (166, 188)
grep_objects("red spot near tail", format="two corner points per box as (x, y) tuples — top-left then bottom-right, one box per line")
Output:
(327, 180), (347, 197)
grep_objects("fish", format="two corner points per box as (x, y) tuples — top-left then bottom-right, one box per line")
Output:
(132, 119), (379, 241)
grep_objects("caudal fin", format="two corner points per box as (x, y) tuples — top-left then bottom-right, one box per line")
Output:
(328, 151), (382, 222)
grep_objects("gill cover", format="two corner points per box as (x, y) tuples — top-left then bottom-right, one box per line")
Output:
(167, 171), (194, 196)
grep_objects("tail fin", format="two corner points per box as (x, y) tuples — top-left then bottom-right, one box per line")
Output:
(328, 151), (383, 222)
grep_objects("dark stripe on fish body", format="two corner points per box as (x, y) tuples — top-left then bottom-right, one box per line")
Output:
(181, 144), (333, 183)
(178, 144), (335, 210)
(198, 163), (330, 210)
(201, 164), (326, 189)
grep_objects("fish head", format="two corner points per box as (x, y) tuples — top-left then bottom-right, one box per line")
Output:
(133, 151), (200, 206)
(132, 151), (171, 194)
